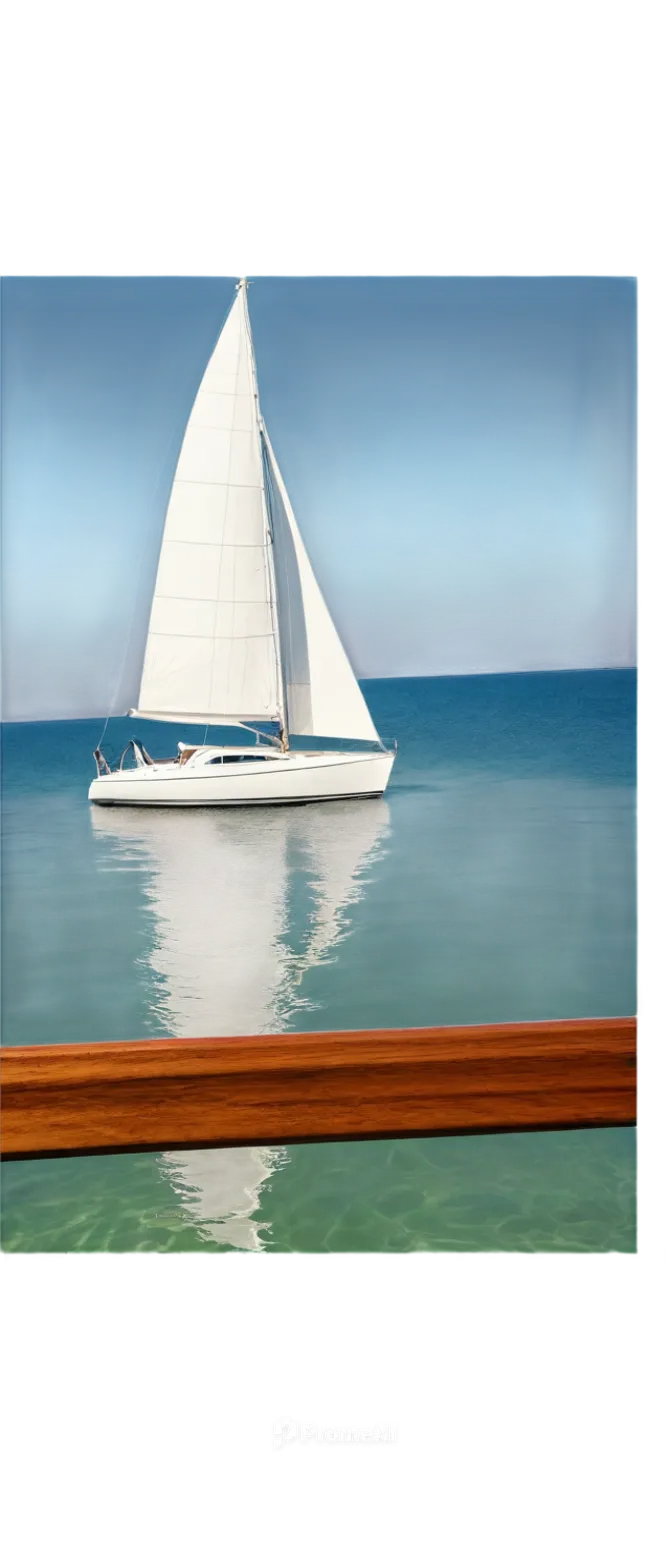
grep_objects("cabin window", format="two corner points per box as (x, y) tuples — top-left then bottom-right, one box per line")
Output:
(205, 753), (269, 765)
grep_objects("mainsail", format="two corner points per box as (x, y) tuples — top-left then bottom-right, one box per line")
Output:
(132, 280), (380, 746)
(135, 281), (281, 728)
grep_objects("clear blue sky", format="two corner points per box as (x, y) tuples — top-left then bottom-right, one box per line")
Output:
(1, 276), (636, 721)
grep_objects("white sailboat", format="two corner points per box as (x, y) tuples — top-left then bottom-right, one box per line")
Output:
(91, 798), (390, 1246)
(89, 279), (395, 806)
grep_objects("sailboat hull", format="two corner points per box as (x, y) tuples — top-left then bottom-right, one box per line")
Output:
(89, 749), (395, 807)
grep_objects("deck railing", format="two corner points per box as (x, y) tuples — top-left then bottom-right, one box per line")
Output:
(0, 1016), (636, 1160)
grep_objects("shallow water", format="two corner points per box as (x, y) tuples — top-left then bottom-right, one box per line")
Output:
(1, 670), (636, 1251)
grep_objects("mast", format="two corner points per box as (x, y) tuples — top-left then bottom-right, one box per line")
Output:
(238, 279), (290, 752)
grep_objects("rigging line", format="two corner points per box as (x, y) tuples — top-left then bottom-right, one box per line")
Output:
(95, 409), (184, 750)
(243, 286), (288, 747)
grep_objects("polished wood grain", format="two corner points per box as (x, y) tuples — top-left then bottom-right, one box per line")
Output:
(0, 1017), (636, 1159)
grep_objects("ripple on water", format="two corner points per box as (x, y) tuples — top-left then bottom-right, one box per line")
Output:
(1, 1129), (636, 1253)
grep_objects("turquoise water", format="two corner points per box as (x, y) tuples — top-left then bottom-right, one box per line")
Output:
(1, 670), (636, 1251)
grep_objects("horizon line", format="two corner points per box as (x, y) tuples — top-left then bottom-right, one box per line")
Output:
(0, 665), (638, 727)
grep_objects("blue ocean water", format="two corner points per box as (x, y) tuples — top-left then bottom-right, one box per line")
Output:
(1, 669), (636, 1251)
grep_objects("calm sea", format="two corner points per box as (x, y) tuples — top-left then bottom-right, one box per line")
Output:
(1, 670), (636, 1251)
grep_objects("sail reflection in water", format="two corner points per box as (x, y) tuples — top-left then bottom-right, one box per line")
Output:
(91, 800), (390, 1247)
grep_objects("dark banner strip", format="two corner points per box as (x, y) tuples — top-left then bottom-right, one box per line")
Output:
(264, 1413), (660, 1457)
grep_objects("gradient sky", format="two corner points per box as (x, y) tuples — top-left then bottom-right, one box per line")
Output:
(1, 276), (636, 721)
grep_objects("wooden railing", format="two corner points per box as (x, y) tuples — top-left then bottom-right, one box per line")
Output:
(0, 1017), (636, 1160)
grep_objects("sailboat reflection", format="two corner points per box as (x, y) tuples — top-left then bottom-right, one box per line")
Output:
(92, 800), (390, 1247)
